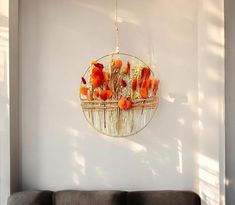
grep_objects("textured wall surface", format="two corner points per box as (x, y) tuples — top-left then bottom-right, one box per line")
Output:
(19, 1), (225, 205)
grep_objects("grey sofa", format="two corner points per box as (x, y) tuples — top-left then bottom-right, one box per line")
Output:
(8, 190), (201, 205)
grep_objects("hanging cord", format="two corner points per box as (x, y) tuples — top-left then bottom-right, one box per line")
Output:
(115, 0), (120, 53)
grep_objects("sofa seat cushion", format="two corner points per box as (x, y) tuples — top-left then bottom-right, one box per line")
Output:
(7, 191), (53, 205)
(127, 191), (201, 205)
(54, 190), (127, 205)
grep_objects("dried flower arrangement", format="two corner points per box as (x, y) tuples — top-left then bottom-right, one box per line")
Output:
(80, 53), (160, 137)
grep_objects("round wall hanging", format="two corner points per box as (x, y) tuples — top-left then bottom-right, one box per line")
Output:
(79, 0), (160, 137)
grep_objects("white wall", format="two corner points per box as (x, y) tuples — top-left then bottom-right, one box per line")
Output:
(9, 0), (20, 195)
(19, 0), (225, 205)
(0, 0), (10, 204)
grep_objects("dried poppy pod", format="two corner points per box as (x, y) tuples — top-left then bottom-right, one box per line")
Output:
(79, 53), (160, 137)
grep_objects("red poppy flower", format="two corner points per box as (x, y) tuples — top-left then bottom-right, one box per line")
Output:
(100, 90), (113, 101)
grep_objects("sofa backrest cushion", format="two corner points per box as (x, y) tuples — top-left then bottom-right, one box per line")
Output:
(127, 191), (201, 205)
(53, 190), (127, 205)
(7, 191), (53, 205)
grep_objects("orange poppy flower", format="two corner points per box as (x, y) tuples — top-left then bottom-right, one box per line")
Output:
(91, 67), (103, 79)
(80, 86), (88, 95)
(114, 59), (122, 69)
(141, 67), (151, 79)
(140, 88), (148, 98)
(87, 91), (94, 101)
(92, 77), (102, 88)
(118, 97), (132, 110)
(100, 90), (113, 101)
(132, 77), (138, 91)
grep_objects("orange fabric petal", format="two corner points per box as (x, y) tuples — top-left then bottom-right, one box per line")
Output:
(126, 99), (132, 110)
(114, 59), (122, 69)
(118, 97), (132, 110)
(95, 90), (100, 98)
(123, 66), (128, 74)
(144, 78), (151, 89)
(123, 61), (130, 76)
(87, 91), (94, 101)
(141, 67), (151, 79)
(80, 86), (88, 95)
(151, 78), (157, 91)
(106, 90), (112, 99)
(100, 90), (112, 101)
(91, 67), (103, 79)
(100, 91), (107, 101)
(152, 78), (160, 96)
(92, 77), (102, 88)
(139, 78), (150, 89)
(140, 88), (148, 98)
(94, 63), (104, 69)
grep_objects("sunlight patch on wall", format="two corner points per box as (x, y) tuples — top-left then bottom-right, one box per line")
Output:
(176, 139), (183, 174)
(197, 153), (220, 205)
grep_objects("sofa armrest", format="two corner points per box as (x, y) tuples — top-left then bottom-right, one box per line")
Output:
(8, 191), (53, 205)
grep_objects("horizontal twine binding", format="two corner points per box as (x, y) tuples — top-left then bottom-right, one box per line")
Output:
(81, 96), (159, 111)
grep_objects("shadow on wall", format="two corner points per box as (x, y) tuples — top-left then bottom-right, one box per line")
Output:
(19, 0), (224, 205)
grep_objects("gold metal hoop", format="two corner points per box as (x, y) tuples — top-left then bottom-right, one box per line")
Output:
(79, 53), (160, 137)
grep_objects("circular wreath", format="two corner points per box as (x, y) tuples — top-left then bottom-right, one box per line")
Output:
(80, 53), (160, 137)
